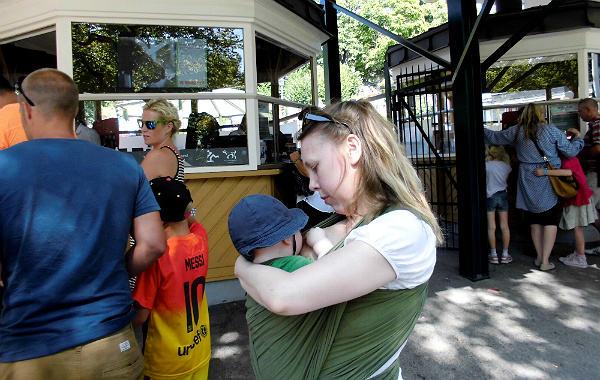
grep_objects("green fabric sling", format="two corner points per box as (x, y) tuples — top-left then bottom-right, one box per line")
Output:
(246, 210), (430, 380)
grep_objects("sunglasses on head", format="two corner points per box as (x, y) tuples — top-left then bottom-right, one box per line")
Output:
(302, 113), (352, 134)
(15, 76), (35, 107)
(137, 120), (170, 130)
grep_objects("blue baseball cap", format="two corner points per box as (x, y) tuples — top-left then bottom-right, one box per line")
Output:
(228, 194), (308, 261)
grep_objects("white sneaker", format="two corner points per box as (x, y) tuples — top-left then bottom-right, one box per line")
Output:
(584, 246), (600, 256)
(559, 253), (588, 268)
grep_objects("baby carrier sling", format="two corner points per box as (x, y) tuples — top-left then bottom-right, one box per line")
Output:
(245, 208), (430, 380)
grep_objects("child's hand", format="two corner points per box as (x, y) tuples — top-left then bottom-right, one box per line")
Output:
(306, 227), (326, 247)
(306, 227), (333, 259)
(534, 168), (545, 177)
(566, 128), (581, 138)
(290, 150), (301, 163)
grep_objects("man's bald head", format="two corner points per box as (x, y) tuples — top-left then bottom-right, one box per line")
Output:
(21, 68), (79, 120)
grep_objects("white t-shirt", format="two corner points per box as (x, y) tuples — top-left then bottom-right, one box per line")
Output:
(485, 160), (511, 198)
(344, 209), (435, 380)
(345, 209), (436, 289)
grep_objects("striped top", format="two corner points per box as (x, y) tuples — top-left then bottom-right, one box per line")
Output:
(161, 145), (185, 182)
(129, 145), (185, 290)
(484, 124), (584, 213)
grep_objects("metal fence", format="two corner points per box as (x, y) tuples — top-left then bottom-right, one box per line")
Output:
(390, 64), (459, 249)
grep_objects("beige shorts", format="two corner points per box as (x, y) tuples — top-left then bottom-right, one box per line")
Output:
(0, 325), (143, 380)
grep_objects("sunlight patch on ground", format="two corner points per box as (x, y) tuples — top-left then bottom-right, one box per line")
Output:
(218, 331), (240, 344)
(415, 324), (459, 361)
(552, 286), (588, 307)
(442, 286), (476, 305)
(558, 316), (600, 332)
(509, 363), (551, 379)
(518, 283), (560, 310)
(212, 345), (243, 359)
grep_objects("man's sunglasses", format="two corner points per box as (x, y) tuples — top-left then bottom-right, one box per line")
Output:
(15, 76), (35, 107)
(302, 113), (352, 134)
(137, 120), (170, 130)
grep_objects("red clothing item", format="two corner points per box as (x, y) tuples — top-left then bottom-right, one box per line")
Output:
(562, 157), (594, 207)
(133, 222), (211, 379)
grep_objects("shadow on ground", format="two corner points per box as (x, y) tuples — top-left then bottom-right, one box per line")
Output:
(207, 226), (600, 380)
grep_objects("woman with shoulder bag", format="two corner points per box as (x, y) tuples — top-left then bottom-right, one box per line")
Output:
(484, 103), (583, 271)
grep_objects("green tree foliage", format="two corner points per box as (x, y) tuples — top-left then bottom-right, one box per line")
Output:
(282, 65), (313, 104)
(485, 58), (578, 97)
(337, 0), (448, 86)
(280, 62), (362, 104)
(72, 23), (244, 93)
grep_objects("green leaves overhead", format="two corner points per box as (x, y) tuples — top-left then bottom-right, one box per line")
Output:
(72, 23), (244, 93)
(337, 0), (448, 86)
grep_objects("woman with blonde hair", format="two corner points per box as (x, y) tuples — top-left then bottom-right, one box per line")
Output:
(484, 103), (583, 270)
(139, 98), (184, 182)
(235, 100), (441, 379)
(485, 145), (512, 264)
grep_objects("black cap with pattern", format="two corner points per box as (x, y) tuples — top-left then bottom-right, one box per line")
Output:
(150, 177), (193, 222)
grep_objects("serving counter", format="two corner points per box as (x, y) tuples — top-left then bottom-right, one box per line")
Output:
(185, 167), (294, 282)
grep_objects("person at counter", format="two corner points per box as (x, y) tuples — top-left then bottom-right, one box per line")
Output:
(0, 75), (27, 150)
(139, 98), (184, 182)
(484, 103), (584, 271)
(0, 68), (166, 379)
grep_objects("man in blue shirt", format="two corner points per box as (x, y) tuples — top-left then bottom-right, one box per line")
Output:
(0, 68), (167, 379)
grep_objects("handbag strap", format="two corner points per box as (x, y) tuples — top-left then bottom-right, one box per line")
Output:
(531, 138), (550, 165)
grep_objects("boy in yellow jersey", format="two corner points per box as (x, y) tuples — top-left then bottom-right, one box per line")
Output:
(133, 177), (210, 380)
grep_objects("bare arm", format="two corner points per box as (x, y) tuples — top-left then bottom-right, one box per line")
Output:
(187, 215), (198, 227)
(534, 168), (573, 177)
(235, 240), (396, 315)
(290, 150), (309, 177)
(141, 149), (179, 180)
(126, 211), (168, 277)
(132, 302), (151, 327)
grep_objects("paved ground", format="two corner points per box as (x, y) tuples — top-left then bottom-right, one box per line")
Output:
(207, 225), (600, 380)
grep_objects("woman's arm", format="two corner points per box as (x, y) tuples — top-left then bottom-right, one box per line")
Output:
(534, 167), (573, 177)
(141, 148), (179, 180)
(235, 239), (396, 316)
(290, 150), (309, 177)
(483, 127), (516, 146)
(555, 127), (584, 159)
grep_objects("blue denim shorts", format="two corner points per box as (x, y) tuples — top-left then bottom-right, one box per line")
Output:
(486, 190), (508, 212)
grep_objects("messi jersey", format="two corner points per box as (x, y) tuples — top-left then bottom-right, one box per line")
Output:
(133, 222), (211, 379)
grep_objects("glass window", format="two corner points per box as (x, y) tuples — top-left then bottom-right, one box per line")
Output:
(255, 34), (311, 100)
(588, 53), (600, 98)
(257, 101), (302, 165)
(0, 31), (57, 80)
(482, 53), (578, 131)
(484, 53), (578, 102)
(72, 23), (244, 93)
(80, 98), (248, 167)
